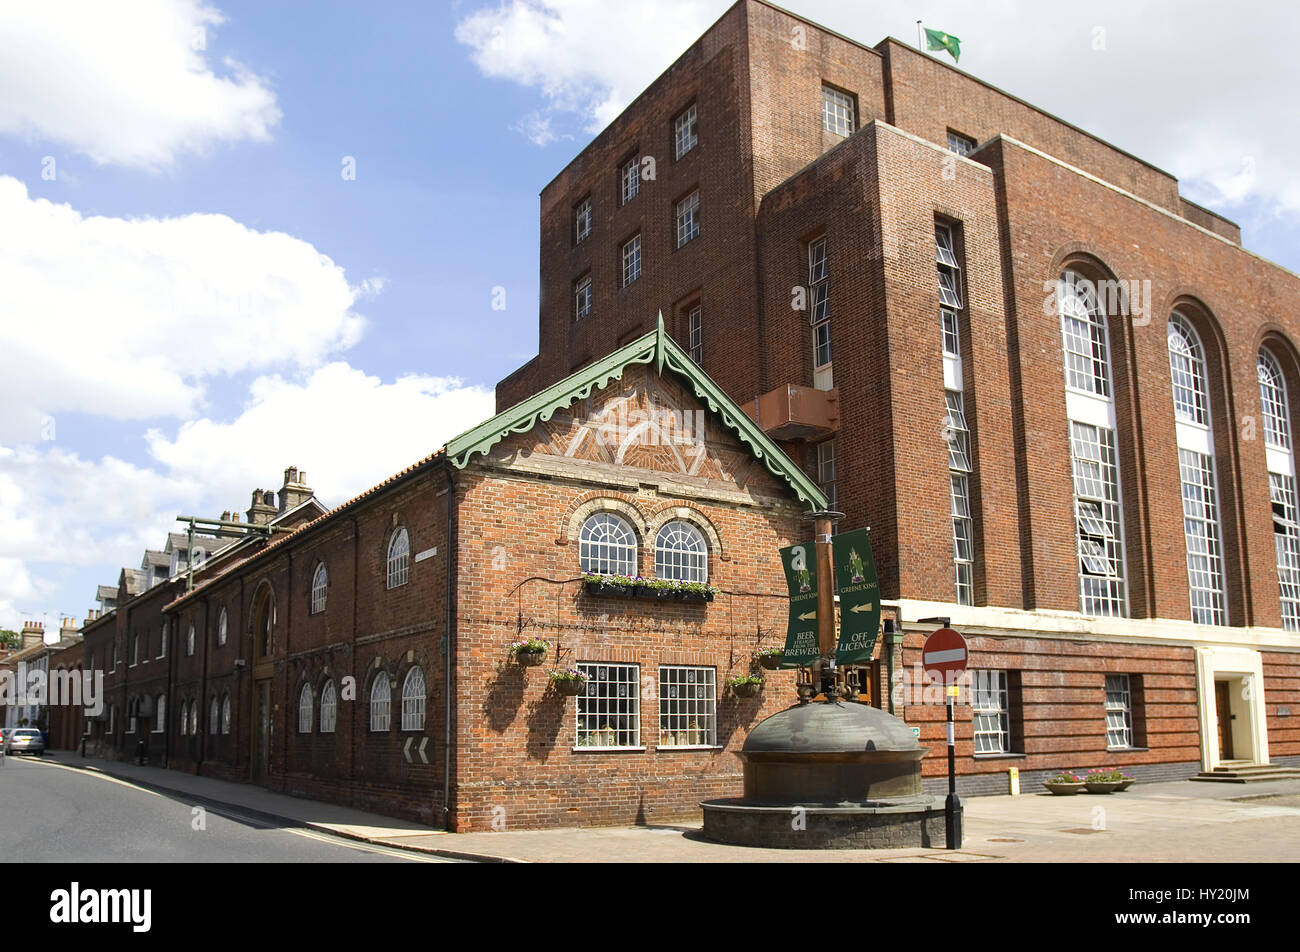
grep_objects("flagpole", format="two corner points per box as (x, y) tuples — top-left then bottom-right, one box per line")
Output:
(917, 20), (924, 54)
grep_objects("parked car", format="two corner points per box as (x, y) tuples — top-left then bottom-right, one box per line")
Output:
(3, 728), (45, 756)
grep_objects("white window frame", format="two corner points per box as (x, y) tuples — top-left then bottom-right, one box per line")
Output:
(655, 521), (708, 583)
(1259, 349), (1291, 451)
(209, 696), (219, 735)
(1105, 674), (1134, 749)
(622, 234), (641, 287)
(320, 679), (338, 733)
(674, 103), (698, 159)
(401, 667), (426, 732)
(1169, 316), (1210, 425)
(153, 694), (165, 733)
(221, 694), (232, 735)
(575, 662), (641, 749)
(688, 304), (703, 363)
(947, 130), (976, 156)
(158, 620), (167, 659)
(1071, 421), (1128, 617)
(620, 156), (640, 205)
(295, 683), (312, 734)
(1271, 472), (1300, 631)
(676, 191), (700, 247)
(186, 623), (195, 657)
(816, 439), (837, 511)
(971, 669), (1010, 754)
(574, 273), (593, 321)
(658, 666), (716, 748)
(311, 563), (328, 615)
(387, 527), (410, 589)
(821, 84), (855, 136)
(131, 632), (139, 667)
(1179, 448), (1226, 626)
(1060, 270), (1112, 398)
(217, 608), (226, 647)
(370, 672), (392, 732)
(579, 512), (638, 576)
(808, 237), (831, 370)
(575, 196), (592, 244)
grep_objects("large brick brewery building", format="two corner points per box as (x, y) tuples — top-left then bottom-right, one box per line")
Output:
(65, 0), (1299, 830)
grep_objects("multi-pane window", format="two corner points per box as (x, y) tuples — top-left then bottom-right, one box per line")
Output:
(821, 85), (855, 136)
(1071, 422), (1127, 616)
(221, 694), (231, 734)
(576, 663), (640, 748)
(655, 521), (708, 582)
(936, 225), (962, 309)
(402, 666), (426, 731)
(622, 234), (642, 287)
(808, 237), (831, 369)
(574, 274), (593, 321)
(574, 196), (592, 244)
(1259, 350), (1291, 450)
(1180, 448), (1225, 625)
(216, 609), (225, 647)
(1105, 674), (1134, 749)
(311, 563), (328, 614)
(688, 304), (703, 363)
(298, 684), (313, 734)
(816, 439), (837, 510)
(941, 308), (960, 357)
(658, 666), (716, 747)
(1169, 317), (1209, 424)
(387, 527), (409, 589)
(153, 695), (165, 733)
(370, 672), (391, 732)
(946, 392), (974, 606)
(579, 512), (638, 576)
(674, 104), (698, 159)
(320, 680), (337, 733)
(620, 156), (640, 205)
(676, 191), (700, 247)
(971, 670), (1010, 754)
(1271, 473), (1300, 630)
(947, 130), (977, 156)
(1060, 271), (1111, 396)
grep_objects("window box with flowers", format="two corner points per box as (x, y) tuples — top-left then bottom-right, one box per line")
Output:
(582, 573), (637, 597)
(548, 667), (589, 697)
(510, 637), (550, 666)
(728, 675), (764, 699)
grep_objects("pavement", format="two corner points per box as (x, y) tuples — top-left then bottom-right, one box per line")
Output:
(28, 749), (1300, 863)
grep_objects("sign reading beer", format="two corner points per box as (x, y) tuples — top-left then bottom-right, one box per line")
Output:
(779, 542), (820, 668)
(832, 528), (881, 666)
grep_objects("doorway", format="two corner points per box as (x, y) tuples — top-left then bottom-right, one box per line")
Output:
(252, 679), (272, 782)
(1214, 680), (1234, 761)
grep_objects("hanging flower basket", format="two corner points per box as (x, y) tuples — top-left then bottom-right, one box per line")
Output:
(757, 648), (784, 670)
(510, 638), (550, 666)
(729, 676), (764, 699)
(549, 669), (588, 696)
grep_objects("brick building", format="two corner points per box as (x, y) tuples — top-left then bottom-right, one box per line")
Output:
(497, 0), (1300, 792)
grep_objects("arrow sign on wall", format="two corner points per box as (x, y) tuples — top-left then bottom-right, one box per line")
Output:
(403, 737), (414, 764)
(418, 738), (430, 764)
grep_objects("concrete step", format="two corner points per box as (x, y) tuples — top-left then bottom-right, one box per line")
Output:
(1190, 764), (1300, 783)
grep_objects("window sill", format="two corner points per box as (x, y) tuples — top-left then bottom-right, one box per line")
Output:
(657, 745), (722, 752)
(972, 752), (1026, 761)
(1106, 746), (1149, 753)
(572, 746), (647, 753)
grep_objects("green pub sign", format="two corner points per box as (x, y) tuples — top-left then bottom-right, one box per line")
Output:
(832, 528), (881, 666)
(779, 542), (820, 668)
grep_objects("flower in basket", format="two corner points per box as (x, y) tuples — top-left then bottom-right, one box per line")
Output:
(509, 637), (550, 655)
(584, 573), (636, 585)
(547, 668), (589, 683)
(756, 647), (784, 658)
(1087, 768), (1125, 783)
(1048, 771), (1084, 784)
(728, 675), (765, 687)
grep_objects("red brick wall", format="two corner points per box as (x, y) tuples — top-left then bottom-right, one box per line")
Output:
(1264, 651), (1300, 760)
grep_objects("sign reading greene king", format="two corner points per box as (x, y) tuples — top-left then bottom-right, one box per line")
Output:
(779, 541), (819, 668)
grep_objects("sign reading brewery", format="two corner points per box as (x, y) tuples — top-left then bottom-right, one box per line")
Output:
(779, 542), (820, 668)
(832, 528), (880, 666)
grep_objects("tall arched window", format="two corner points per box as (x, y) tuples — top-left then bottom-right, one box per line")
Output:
(154, 694), (166, 733)
(217, 607), (227, 646)
(655, 521), (708, 582)
(370, 672), (392, 732)
(1260, 347), (1300, 630)
(186, 623), (195, 656)
(311, 563), (328, 614)
(1169, 315), (1225, 625)
(221, 694), (232, 735)
(298, 683), (314, 734)
(401, 667), (426, 731)
(209, 696), (218, 735)
(579, 512), (637, 576)
(1059, 269), (1127, 617)
(320, 679), (337, 733)
(387, 528), (409, 589)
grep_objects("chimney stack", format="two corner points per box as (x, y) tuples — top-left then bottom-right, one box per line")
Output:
(20, 620), (44, 649)
(278, 465), (313, 514)
(246, 488), (277, 526)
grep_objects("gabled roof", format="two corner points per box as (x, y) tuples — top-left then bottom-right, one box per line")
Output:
(446, 315), (828, 509)
(96, 584), (119, 602)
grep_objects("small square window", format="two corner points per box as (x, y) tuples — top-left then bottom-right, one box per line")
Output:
(674, 104), (698, 159)
(822, 85), (855, 137)
(947, 130), (977, 157)
(621, 157), (640, 205)
(622, 235), (642, 287)
(676, 191), (700, 247)
(574, 197), (592, 244)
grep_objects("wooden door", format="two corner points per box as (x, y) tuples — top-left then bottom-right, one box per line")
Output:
(1215, 680), (1234, 761)
(252, 679), (272, 782)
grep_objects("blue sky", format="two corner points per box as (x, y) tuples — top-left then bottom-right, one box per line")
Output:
(2, 0), (1298, 634)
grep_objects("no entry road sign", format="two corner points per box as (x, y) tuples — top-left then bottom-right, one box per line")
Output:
(922, 627), (968, 682)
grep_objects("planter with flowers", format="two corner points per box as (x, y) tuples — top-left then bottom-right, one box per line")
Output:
(756, 647), (785, 670)
(510, 637), (550, 667)
(633, 578), (718, 602)
(1042, 771), (1087, 795)
(1116, 773), (1136, 791)
(1085, 768), (1125, 794)
(548, 668), (589, 696)
(729, 675), (764, 699)
(583, 574), (636, 597)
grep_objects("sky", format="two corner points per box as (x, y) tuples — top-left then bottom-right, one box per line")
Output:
(1, 0), (1298, 635)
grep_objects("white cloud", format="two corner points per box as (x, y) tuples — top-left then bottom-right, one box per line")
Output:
(0, 176), (369, 437)
(454, 0), (1300, 216)
(0, 0), (279, 169)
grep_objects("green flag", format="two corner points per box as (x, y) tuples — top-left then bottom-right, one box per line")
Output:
(779, 542), (821, 669)
(925, 27), (961, 63)
(832, 529), (881, 666)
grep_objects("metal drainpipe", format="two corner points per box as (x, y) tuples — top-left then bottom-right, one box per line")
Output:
(443, 463), (456, 830)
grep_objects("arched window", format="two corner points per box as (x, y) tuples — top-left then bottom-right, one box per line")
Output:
(320, 679), (337, 734)
(217, 607), (227, 646)
(402, 667), (426, 731)
(655, 521), (708, 582)
(153, 694), (166, 733)
(186, 623), (195, 657)
(1059, 269), (1127, 617)
(311, 563), (328, 614)
(370, 672), (391, 732)
(1260, 347), (1300, 630)
(387, 528), (410, 589)
(189, 700), (198, 736)
(221, 694), (232, 735)
(1168, 315), (1224, 625)
(209, 696), (218, 735)
(298, 683), (314, 734)
(579, 512), (638, 576)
